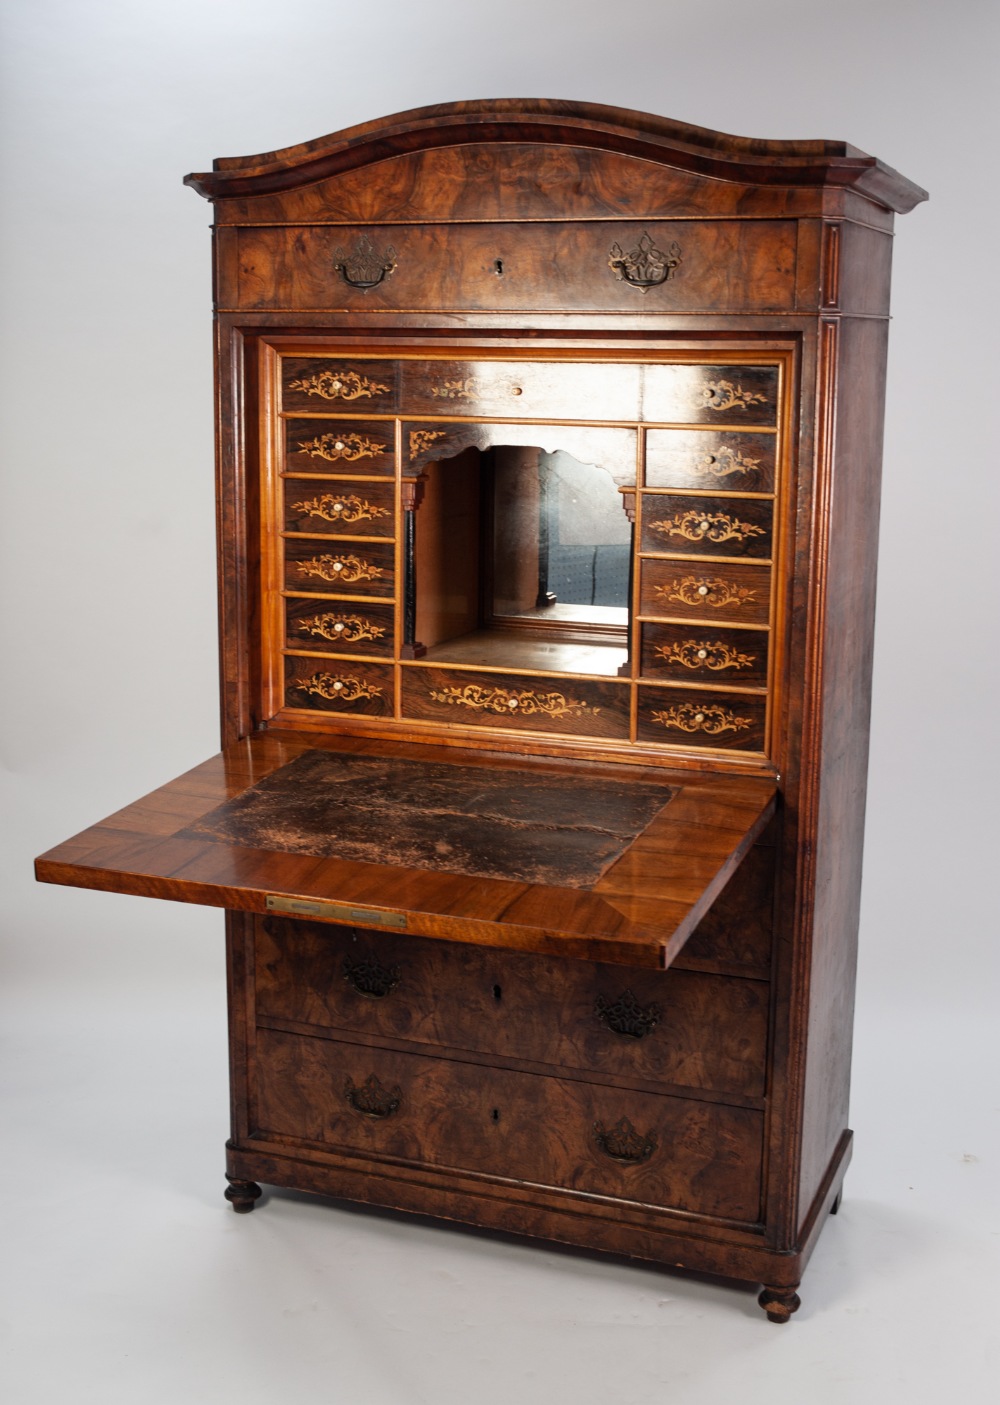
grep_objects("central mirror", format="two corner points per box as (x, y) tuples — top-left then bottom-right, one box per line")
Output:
(413, 446), (631, 677)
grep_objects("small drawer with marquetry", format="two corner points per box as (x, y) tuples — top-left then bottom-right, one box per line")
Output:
(644, 429), (776, 493)
(283, 656), (393, 716)
(399, 358), (641, 422)
(283, 418), (395, 478)
(284, 599), (395, 657)
(640, 622), (769, 688)
(639, 558), (771, 626)
(400, 666), (630, 740)
(284, 539), (395, 598)
(253, 1027), (764, 1223)
(636, 685), (767, 753)
(283, 478), (395, 538)
(640, 494), (773, 560)
(281, 358), (398, 414)
(642, 363), (779, 427)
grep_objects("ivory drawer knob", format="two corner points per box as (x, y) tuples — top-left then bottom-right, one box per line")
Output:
(697, 649), (708, 659)
(698, 584), (710, 596)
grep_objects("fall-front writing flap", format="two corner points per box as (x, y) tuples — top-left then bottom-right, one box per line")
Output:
(35, 731), (776, 969)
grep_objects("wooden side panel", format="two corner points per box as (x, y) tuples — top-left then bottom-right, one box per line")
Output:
(796, 315), (890, 1221)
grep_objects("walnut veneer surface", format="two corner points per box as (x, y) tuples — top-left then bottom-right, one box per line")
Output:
(35, 100), (926, 1323)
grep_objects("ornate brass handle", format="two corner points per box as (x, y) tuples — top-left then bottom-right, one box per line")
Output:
(593, 1116), (658, 1165)
(334, 234), (397, 291)
(343, 953), (401, 1000)
(594, 990), (660, 1039)
(608, 232), (682, 292)
(344, 1073), (401, 1118)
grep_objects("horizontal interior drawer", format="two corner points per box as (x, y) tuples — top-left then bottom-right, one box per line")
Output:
(284, 478), (395, 537)
(283, 418), (395, 476)
(284, 599), (395, 656)
(282, 359), (398, 413)
(284, 539), (395, 597)
(640, 621), (769, 688)
(400, 666), (630, 740)
(640, 558), (771, 625)
(254, 1027), (763, 1222)
(255, 917), (768, 1098)
(641, 494), (773, 559)
(644, 429), (776, 493)
(283, 657), (394, 715)
(636, 685), (768, 752)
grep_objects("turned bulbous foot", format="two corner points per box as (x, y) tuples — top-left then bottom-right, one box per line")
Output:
(758, 1285), (801, 1324)
(224, 1176), (262, 1213)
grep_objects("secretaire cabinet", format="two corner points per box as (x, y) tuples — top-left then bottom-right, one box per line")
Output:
(36, 101), (926, 1322)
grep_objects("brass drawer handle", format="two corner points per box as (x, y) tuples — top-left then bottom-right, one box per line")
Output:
(593, 1116), (658, 1165)
(334, 234), (397, 291)
(344, 1073), (402, 1118)
(594, 989), (660, 1039)
(608, 231), (682, 292)
(343, 953), (401, 999)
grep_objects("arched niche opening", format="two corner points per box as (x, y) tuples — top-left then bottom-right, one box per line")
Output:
(405, 444), (633, 677)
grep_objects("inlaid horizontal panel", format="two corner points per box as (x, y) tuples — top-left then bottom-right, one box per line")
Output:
(282, 358), (398, 413)
(284, 599), (395, 656)
(644, 430), (776, 493)
(640, 622), (769, 688)
(400, 359), (640, 422)
(283, 478), (395, 537)
(255, 1028), (763, 1222)
(401, 666), (630, 740)
(640, 559), (771, 626)
(283, 656), (394, 716)
(641, 364), (778, 427)
(230, 220), (796, 316)
(640, 494), (773, 559)
(284, 539), (395, 597)
(636, 686), (767, 752)
(404, 420), (637, 484)
(283, 418), (395, 476)
(256, 917), (768, 1098)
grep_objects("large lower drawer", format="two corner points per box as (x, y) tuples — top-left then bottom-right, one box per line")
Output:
(255, 916), (768, 1098)
(253, 1028), (763, 1223)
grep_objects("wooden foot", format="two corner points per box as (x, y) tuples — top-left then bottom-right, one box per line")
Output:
(758, 1285), (801, 1324)
(830, 1189), (843, 1215)
(224, 1176), (262, 1213)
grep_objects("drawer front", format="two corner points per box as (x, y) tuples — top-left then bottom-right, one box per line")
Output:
(283, 656), (394, 716)
(645, 429), (776, 493)
(284, 478), (395, 538)
(284, 539), (395, 598)
(404, 419), (637, 483)
(640, 559), (771, 626)
(400, 359), (640, 422)
(641, 365), (778, 427)
(401, 666), (630, 740)
(283, 418), (396, 477)
(641, 494), (773, 559)
(636, 685), (767, 752)
(234, 220), (796, 316)
(284, 599), (395, 657)
(282, 358), (398, 414)
(255, 917), (768, 1098)
(640, 622), (769, 688)
(254, 1028), (763, 1222)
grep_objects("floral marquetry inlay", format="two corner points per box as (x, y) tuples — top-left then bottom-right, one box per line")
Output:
(650, 703), (753, 735)
(649, 511), (767, 546)
(295, 431), (388, 463)
(296, 612), (388, 644)
(296, 553), (387, 584)
(692, 447), (762, 479)
(429, 684), (600, 719)
(294, 673), (385, 703)
(409, 429), (447, 459)
(653, 639), (756, 672)
(290, 493), (391, 525)
(287, 369), (391, 401)
(654, 576), (761, 609)
(702, 380), (768, 412)
(430, 377), (479, 401)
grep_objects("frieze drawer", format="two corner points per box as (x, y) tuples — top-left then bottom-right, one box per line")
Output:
(255, 917), (769, 1099)
(254, 1027), (764, 1223)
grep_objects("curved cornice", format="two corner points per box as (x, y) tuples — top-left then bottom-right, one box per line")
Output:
(183, 99), (927, 214)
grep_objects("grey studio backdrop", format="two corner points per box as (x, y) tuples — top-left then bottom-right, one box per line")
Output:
(1, 2), (997, 1403)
